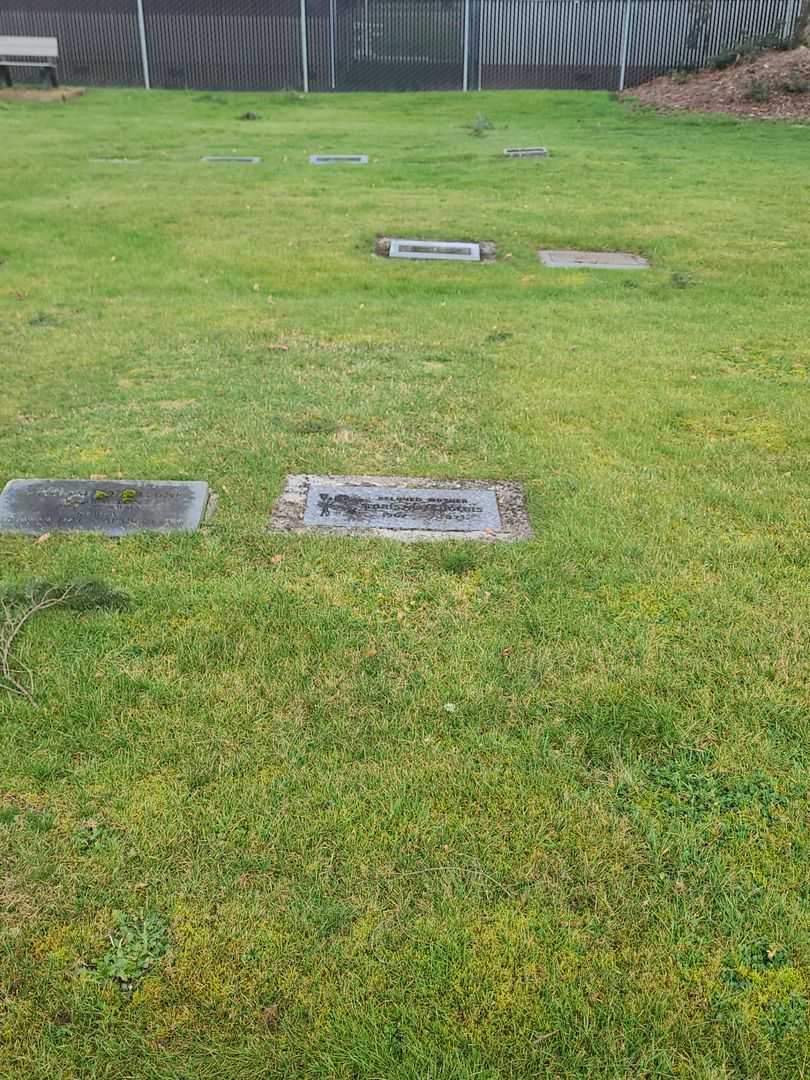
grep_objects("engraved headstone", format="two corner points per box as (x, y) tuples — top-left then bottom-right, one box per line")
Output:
(389, 239), (481, 263)
(0, 479), (211, 536)
(539, 249), (649, 270)
(269, 475), (534, 542)
(309, 154), (368, 164)
(201, 155), (261, 164)
(304, 482), (501, 532)
(504, 147), (549, 158)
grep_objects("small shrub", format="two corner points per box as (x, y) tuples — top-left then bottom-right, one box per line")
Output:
(781, 71), (810, 93)
(709, 30), (786, 70)
(745, 79), (771, 102)
(671, 68), (692, 84)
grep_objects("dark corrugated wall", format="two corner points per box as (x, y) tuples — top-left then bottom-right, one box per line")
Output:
(0, 0), (803, 92)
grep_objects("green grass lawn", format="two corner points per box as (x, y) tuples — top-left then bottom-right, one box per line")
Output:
(1, 87), (809, 1079)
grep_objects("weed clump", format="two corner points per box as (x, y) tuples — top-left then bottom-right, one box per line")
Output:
(782, 71), (810, 93)
(467, 113), (494, 137)
(745, 79), (771, 102)
(90, 911), (169, 991)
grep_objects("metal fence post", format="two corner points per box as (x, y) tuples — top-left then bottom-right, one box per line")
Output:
(300, 0), (309, 92)
(477, 0), (484, 90)
(462, 0), (470, 90)
(135, 0), (150, 89)
(329, 0), (337, 89)
(617, 0), (631, 92)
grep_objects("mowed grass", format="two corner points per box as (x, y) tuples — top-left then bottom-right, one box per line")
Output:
(1, 87), (809, 1079)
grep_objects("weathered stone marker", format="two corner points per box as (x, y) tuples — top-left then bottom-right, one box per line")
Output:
(375, 237), (496, 262)
(309, 154), (368, 165)
(269, 475), (533, 541)
(201, 155), (261, 164)
(0, 479), (211, 536)
(539, 249), (649, 270)
(503, 147), (549, 158)
(304, 482), (501, 531)
(389, 239), (481, 263)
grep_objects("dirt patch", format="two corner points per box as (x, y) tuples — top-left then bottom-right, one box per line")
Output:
(624, 47), (810, 121)
(0, 86), (85, 104)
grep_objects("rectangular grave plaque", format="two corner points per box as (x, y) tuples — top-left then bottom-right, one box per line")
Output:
(309, 154), (368, 165)
(270, 475), (533, 542)
(201, 155), (261, 164)
(504, 147), (549, 158)
(539, 249), (649, 270)
(0, 479), (210, 536)
(389, 239), (481, 263)
(303, 482), (501, 532)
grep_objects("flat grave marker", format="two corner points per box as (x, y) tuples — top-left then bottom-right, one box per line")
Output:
(389, 239), (481, 263)
(504, 147), (549, 158)
(0, 479), (211, 536)
(201, 155), (261, 164)
(269, 475), (533, 542)
(309, 154), (368, 165)
(539, 249), (650, 270)
(304, 483), (501, 532)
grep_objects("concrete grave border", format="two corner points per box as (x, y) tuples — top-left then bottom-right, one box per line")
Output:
(268, 475), (533, 542)
(539, 249), (650, 270)
(309, 154), (368, 165)
(504, 147), (549, 158)
(375, 237), (497, 263)
(0, 479), (213, 536)
(201, 155), (261, 164)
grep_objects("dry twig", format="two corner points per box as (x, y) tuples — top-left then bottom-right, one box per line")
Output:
(0, 585), (79, 705)
(0, 579), (127, 707)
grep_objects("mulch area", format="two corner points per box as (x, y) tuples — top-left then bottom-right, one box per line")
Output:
(623, 46), (810, 121)
(0, 86), (85, 103)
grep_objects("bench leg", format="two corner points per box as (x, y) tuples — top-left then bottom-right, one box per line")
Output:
(0, 66), (11, 88)
(40, 66), (58, 89)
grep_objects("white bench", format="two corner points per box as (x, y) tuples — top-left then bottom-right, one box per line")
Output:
(0, 36), (59, 88)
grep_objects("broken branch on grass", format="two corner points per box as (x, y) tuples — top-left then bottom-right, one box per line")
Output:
(0, 579), (128, 706)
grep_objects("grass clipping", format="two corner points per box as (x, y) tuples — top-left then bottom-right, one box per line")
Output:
(0, 579), (128, 706)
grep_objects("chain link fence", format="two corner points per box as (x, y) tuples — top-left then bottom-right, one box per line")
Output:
(1, 0), (803, 92)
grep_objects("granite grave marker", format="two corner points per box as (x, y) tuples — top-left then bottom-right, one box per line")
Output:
(539, 249), (649, 270)
(269, 475), (533, 542)
(389, 239), (481, 262)
(201, 155), (261, 164)
(309, 154), (368, 165)
(0, 479), (211, 536)
(304, 482), (501, 532)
